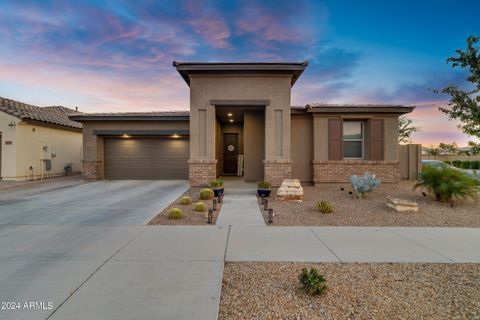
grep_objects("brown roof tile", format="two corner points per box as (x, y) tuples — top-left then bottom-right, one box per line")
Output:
(0, 97), (82, 129)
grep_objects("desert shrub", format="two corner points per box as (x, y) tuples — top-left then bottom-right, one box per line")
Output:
(443, 160), (452, 165)
(452, 160), (462, 168)
(315, 200), (333, 214)
(168, 208), (183, 219)
(461, 161), (471, 169)
(471, 160), (480, 170)
(414, 166), (480, 203)
(349, 172), (381, 199)
(209, 179), (224, 188)
(298, 267), (327, 296)
(179, 196), (192, 205)
(257, 180), (272, 189)
(199, 188), (214, 200)
(194, 201), (206, 212)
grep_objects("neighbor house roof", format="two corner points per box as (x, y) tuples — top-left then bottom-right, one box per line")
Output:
(69, 111), (190, 122)
(0, 97), (82, 129)
(305, 103), (415, 114)
(173, 61), (308, 86)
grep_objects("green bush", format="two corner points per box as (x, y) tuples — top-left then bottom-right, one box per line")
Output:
(179, 196), (191, 205)
(471, 160), (480, 170)
(414, 166), (480, 203)
(168, 208), (183, 219)
(452, 160), (462, 168)
(298, 267), (327, 296)
(209, 179), (224, 188)
(315, 200), (333, 214)
(194, 201), (206, 212)
(461, 161), (471, 169)
(257, 180), (272, 189)
(443, 160), (452, 165)
(199, 188), (214, 200)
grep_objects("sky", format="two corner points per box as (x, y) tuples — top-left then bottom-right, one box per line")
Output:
(0, 0), (479, 146)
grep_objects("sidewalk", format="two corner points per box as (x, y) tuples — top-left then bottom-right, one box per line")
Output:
(2, 225), (479, 320)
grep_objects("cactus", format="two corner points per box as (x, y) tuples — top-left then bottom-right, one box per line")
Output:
(168, 208), (183, 219)
(194, 201), (206, 212)
(199, 188), (214, 200)
(179, 196), (192, 205)
(349, 172), (381, 199)
(315, 200), (333, 214)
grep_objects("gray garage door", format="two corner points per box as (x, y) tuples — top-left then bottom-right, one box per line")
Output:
(104, 138), (189, 180)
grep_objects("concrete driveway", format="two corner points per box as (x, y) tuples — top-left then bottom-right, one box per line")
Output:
(0, 180), (189, 225)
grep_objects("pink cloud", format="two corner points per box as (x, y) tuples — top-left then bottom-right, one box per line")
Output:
(184, 0), (231, 49)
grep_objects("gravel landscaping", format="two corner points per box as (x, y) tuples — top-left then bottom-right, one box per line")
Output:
(219, 262), (480, 320)
(260, 181), (480, 227)
(148, 188), (222, 225)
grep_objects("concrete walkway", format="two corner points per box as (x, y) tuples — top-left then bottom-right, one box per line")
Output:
(1, 225), (479, 320)
(215, 179), (265, 226)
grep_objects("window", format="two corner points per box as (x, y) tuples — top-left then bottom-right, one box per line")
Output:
(343, 121), (363, 159)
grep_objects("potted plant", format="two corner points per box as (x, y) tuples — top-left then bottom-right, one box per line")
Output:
(209, 179), (224, 197)
(257, 180), (272, 197)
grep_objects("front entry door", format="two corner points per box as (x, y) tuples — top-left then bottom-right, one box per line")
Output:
(223, 133), (238, 174)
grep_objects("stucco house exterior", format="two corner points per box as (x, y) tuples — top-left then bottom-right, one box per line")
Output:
(70, 61), (414, 186)
(0, 97), (83, 181)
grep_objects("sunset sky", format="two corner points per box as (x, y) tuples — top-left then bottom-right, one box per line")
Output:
(0, 0), (479, 146)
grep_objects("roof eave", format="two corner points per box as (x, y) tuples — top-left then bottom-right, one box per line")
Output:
(307, 106), (415, 114)
(173, 61), (308, 86)
(69, 115), (190, 122)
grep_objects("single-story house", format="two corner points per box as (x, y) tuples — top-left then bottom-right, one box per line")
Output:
(0, 97), (83, 181)
(70, 61), (414, 186)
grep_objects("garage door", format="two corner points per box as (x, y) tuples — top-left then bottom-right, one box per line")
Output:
(104, 138), (189, 180)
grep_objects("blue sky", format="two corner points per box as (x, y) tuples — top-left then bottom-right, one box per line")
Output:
(0, 0), (478, 145)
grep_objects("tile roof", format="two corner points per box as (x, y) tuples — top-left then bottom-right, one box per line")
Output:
(306, 103), (414, 108)
(71, 111), (190, 117)
(0, 97), (82, 129)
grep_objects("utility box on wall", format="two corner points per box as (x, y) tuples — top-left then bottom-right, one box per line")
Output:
(40, 143), (52, 160)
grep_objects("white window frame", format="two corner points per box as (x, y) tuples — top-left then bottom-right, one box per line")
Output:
(342, 121), (364, 159)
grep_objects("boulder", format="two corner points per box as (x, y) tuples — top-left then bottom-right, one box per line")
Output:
(386, 196), (418, 213)
(277, 179), (303, 202)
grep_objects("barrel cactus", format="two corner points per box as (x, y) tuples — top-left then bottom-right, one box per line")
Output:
(168, 208), (183, 219)
(349, 172), (381, 199)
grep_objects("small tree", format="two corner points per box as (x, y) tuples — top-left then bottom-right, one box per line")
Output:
(398, 115), (420, 144)
(426, 146), (440, 159)
(439, 142), (458, 154)
(438, 36), (480, 154)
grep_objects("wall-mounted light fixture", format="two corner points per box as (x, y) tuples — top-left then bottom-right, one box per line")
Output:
(229, 119), (234, 123)
(122, 134), (130, 138)
(172, 134), (180, 138)
(227, 113), (233, 117)
(8, 121), (16, 127)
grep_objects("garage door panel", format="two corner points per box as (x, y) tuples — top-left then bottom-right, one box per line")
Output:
(104, 138), (189, 180)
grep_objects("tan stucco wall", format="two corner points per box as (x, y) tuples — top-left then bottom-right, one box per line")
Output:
(244, 111), (265, 181)
(81, 120), (189, 177)
(2, 120), (82, 181)
(189, 75), (292, 162)
(291, 114), (313, 182)
(0, 111), (20, 179)
(384, 116), (399, 161)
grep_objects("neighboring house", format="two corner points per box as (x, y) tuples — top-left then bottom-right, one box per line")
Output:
(70, 61), (414, 186)
(0, 97), (83, 181)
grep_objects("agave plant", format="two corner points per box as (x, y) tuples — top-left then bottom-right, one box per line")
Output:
(414, 166), (480, 204)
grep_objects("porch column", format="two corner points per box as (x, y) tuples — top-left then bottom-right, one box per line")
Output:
(188, 104), (217, 186)
(263, 105), (292, 186)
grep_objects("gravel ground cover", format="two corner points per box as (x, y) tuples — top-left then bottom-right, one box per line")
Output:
(219, 262), (480, 320)
(148, 187), (222, 225)
(260, 181), (480, 227)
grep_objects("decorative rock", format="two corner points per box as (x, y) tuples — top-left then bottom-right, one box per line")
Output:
(386, 196), (418, 213)
(277, 179), (303, 202)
